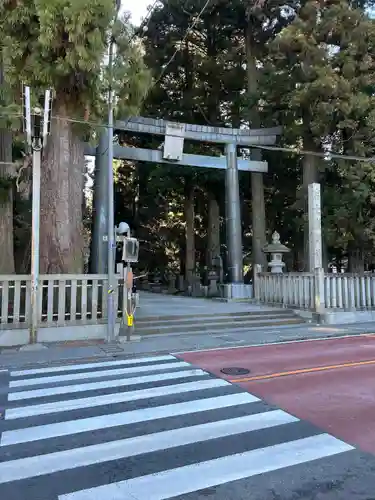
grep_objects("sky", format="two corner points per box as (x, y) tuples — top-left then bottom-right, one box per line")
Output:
(120, 0), (151, 25)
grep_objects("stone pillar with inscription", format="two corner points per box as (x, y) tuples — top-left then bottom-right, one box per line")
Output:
(308, 183), (325, 312)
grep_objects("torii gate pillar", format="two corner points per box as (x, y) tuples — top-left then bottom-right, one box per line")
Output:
(225, 143), (243, 283)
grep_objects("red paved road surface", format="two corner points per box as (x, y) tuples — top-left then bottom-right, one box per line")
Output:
(178, 335), (375, 455)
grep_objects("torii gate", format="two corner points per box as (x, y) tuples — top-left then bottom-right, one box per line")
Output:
(86, 117), (281, 297)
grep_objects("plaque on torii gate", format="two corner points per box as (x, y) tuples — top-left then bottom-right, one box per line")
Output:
(89, 117), (281, 295)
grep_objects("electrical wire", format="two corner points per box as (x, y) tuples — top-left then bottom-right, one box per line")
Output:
(0, 1), (214, 161)
(123, 0), (375, 164)
(126, 0), (375, 165)
(153, 0), (212, 86)
(3, 0), (371, 168)
(1, 111), (375, 163)
(1, 0), (211, 127)
(130, 0), (160, 42)
(51, 114), (375, 163)
(253, 143), (375, 163)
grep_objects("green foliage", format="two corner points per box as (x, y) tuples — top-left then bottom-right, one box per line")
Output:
(113, 0), (303, 273)
(0, 0), (151, 123)
(260, 0), (375, 264)
(2, 0), (375, 273)
(128, 0), (375, 272)
(0, 1), (152, 273)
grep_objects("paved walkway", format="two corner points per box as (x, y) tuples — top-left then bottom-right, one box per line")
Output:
(135, 292), (275, 319)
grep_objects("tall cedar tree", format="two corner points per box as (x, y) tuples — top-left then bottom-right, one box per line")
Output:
(0, 53), (14, 273)
(0, 0), (150, 273)
(262, 0), (375, 270)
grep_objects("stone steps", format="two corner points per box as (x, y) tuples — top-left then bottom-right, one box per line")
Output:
(134, 309), (305, 336)
(135, 309), (292, 325)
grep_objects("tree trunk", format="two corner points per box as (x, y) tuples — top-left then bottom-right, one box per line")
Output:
(39, 106), (85, 274)
(245, 24), (267, 270)
(184, 184), (195, 288)
(207, 192), (220, 267)
(0, 58), (15, 275)
(348, 245), (364, 273)
(14, 239), (31, 274)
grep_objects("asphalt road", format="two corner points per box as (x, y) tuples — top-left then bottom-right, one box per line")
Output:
(0, 343), (375, 499)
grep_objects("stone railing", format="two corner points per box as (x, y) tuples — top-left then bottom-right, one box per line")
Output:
(324, 273), (375, 310)
(256, 271), (375, 311)
(3, 271), (375, 330)
(256, 272), (315, 309)
(0, 274), (126, 329)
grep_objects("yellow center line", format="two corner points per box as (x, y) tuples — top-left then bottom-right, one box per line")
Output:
(228, 358), (375, 383)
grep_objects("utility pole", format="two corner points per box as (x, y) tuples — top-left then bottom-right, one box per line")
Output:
(107, 0), (121, 343)
(30, 137), (41, 344)
(23, 87), (52, 344)
(90, 129), (109, 273)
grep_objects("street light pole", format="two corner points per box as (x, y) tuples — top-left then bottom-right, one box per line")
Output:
(107, 0), (121, 343)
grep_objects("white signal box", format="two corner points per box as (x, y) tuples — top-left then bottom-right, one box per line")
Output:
(122, 237), (139, 263)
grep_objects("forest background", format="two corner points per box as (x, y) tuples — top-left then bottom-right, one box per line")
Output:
(1, 0), (375, 286)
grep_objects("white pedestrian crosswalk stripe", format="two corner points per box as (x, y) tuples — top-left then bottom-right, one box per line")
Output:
(58, 435), (352, 500)
(10, 355), (176, 377)
(0, 354), (355, 499)
(1, 392), (257, 446)
(0, 410), (297, 484)
(5, 378), (232, 419)
(8, 368), (206, 401)
(9, 360), (190, 387)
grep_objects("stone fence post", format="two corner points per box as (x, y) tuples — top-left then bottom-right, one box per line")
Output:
(253, 264), (262, 302)
(314, 267), (325, 314)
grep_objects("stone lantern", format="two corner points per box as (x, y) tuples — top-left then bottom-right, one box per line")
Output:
(263, 231), (290, 273)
